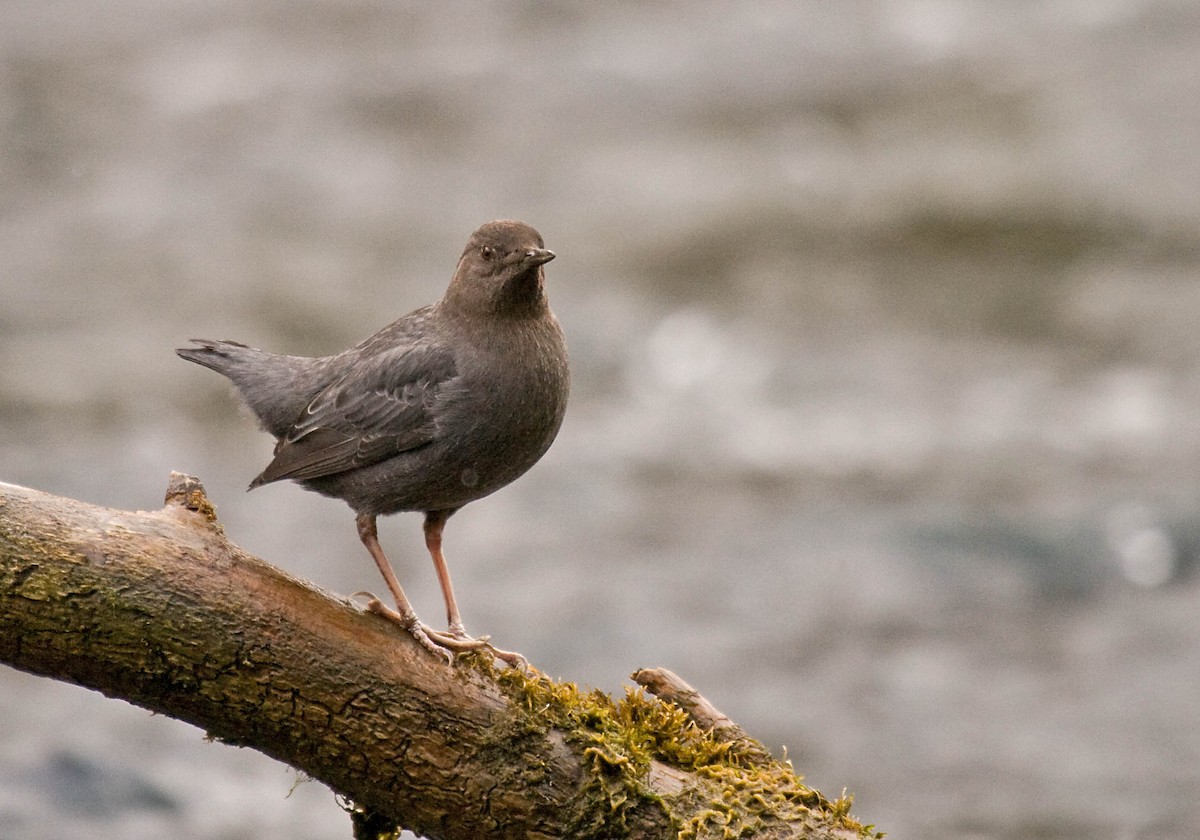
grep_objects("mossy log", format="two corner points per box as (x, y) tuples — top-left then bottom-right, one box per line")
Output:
(0, 474), (879, 840)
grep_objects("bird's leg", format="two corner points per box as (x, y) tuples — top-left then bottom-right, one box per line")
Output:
(355, 513), (453, 663)
(421, 509), (526, 669)
(424, 509), (467, 636)
(356, 513), (500, 661)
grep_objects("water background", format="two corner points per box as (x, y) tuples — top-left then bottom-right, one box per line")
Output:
(2, 3), (1199, 838)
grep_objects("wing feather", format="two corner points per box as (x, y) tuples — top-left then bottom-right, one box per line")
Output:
(250, 332), (457, 486)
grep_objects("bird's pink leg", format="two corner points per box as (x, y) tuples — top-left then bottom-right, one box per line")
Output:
(424, 510), (467, 635)
(356, 513), (523, 667)
(356, 513), (458, 663)
(422, 510), (526, 668)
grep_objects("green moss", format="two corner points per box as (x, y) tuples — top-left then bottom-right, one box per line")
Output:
(471, 656), (882, 839)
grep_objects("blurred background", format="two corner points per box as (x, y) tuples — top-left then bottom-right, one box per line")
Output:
(2, 2), (1198, 838)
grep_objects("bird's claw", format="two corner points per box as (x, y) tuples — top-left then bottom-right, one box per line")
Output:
(491, 648), (529, 671)
(363, 599), (454, 664)
(414, 628), (455, 665)
(424, 624), (525, 669)
(362, 600), (527, 670)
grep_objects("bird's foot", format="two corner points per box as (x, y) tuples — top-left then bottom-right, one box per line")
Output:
(488, 646), (529, 671)
(421, 624), (490, 651)
(357, 594), (527, 670)
(362, 598), (453, 665)
(430, 624), (527, 670)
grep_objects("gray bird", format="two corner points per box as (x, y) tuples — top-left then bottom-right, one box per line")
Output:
(177, 220), (569, 663)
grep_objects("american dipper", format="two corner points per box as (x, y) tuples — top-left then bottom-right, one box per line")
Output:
(177, 220), (569, 663)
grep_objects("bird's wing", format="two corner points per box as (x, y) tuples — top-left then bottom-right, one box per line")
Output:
(251, 336), (458, 486)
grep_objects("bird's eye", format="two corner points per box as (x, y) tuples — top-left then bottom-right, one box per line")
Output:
(480, 245), (495, 260)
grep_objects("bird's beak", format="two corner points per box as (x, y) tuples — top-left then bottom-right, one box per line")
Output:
(523, 248), (556, 267)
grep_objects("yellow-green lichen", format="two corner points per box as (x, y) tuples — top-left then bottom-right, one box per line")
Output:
(470, 656), (882, 839)
(175, 489), (223, 533)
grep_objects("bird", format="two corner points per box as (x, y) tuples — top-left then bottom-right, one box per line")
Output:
(177, 220), (569, 664)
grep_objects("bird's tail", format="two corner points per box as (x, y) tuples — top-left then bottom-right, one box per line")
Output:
(176, 338), (254, 375)
(177, 339), (328, 439)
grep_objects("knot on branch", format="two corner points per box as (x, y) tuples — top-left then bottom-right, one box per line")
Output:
(163, 472), (220, 525)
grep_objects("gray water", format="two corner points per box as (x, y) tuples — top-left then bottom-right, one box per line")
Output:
(2, 2), (1199, 838)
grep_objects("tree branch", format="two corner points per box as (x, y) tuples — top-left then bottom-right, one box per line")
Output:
(0, 474), (878, 840)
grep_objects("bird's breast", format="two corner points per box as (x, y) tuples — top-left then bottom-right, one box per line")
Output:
(438, 319), (568, 484)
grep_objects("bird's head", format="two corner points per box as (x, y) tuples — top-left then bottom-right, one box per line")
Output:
(444, 220), (556, 318)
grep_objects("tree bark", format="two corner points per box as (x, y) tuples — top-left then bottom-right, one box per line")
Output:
(0, 474), (878, 840)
